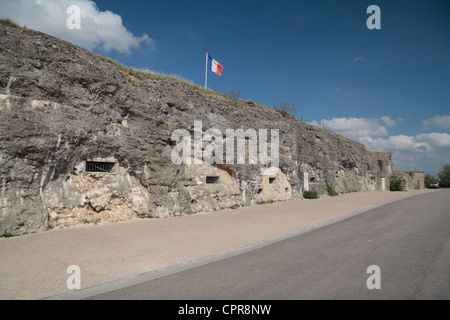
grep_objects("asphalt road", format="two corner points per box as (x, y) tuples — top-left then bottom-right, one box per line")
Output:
(87, 189), (450, 300)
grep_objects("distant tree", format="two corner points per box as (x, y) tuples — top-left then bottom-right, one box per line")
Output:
(424, 173), (438, 188)
(274, 102), (297, 117)
(438, 164), (450, 187)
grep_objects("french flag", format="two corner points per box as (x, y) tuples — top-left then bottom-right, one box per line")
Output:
(208, 55), (224, 76)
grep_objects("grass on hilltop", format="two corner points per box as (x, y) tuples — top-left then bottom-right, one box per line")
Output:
(95, 54), (226, 96)
(0, 18), (21, 29)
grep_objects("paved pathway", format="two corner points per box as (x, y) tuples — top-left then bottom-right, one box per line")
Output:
(86, 189), (450, 300)
(0, 190), (435, 299)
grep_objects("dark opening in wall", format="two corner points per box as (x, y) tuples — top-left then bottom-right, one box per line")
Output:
(310, 177), (316, 182)
(269, 177), (276, 184)
(257, 188), (263, 194)
(86, 161), (115, 173)
(206, 176), (220, 184)
(378, 160), (384, 172)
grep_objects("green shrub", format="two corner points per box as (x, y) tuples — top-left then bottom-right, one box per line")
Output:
(141, 214), (156, 219)
(324, 180), (338, 197)
(256, 199), (275, 205)
(1, 230), (14, 238)
(82, 218), (101, 224)
(389, 180), (405, 191)
(303, 190), (319, 199)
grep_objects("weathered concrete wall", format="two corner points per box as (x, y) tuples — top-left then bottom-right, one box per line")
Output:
(0, 24), (397, 235)
(387, 170), (425, 191)
(409, 172), (425, 190)
(255, 168), (292, 203)
(184, 163), (242, 213)
(43, 157), (154, 228)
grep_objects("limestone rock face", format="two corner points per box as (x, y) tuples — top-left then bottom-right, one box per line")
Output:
(0, 24), (393, 235)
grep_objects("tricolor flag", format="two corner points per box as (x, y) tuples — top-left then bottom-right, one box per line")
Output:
(208, 55), (224, 76)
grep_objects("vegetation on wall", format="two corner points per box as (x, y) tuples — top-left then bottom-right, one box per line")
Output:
(324, 180), (338, 197)
(303, 190), (319, 199)
(389, 180), (405, 191)
(274, 102), (297, 117)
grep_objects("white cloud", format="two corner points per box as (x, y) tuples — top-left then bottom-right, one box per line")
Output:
(353, 57), (365, 62)
(357, 133), (450, 174)
(416, 132), (450, 147)
(308, 117), (390, 139)
(422, 115), (450, 131)
(0, 0), (154, 54)
(358, 135), (433, 152)
(309, 116), (450, 173)
(381, 116), (397, 127)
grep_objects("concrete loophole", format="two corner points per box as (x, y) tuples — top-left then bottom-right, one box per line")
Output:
(206, 176), (220, 184)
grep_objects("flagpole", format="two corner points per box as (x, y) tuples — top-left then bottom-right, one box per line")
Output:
(205, 52), (208, 89)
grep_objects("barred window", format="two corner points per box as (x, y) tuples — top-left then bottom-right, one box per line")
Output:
(86, 161), (115, 173)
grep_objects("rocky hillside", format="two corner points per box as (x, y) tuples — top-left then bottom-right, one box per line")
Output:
(0, 22), (393, 235)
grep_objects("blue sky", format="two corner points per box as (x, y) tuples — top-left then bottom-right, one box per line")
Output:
(2, 0), (449, 176)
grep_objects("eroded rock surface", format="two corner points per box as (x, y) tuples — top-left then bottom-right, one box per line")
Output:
(1, 24), (394, 234)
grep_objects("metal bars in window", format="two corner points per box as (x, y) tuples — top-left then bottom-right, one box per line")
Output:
(85, 161), (115, 173)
